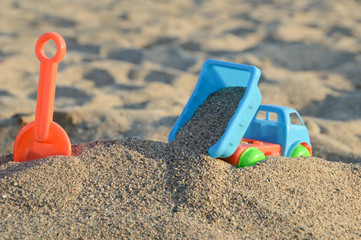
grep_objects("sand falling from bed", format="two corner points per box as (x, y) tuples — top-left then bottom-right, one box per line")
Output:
(171, 86), (246, 155)
(0, 87), (360, 239)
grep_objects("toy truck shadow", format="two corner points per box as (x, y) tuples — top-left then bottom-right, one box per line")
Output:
(222, 104), (312, 168)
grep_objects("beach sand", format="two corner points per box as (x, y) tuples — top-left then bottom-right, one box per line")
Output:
(1, 138), (360, 239)
(0, 0), (361, 238)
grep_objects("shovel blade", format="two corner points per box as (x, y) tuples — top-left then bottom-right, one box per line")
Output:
(13, 121), (71, 162)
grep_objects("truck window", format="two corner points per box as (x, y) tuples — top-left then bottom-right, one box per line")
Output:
(256, 111), (267, 120)
(256, 111), (278, 121)
(290, 113), (303, 125)
(269, 112), (278, 121)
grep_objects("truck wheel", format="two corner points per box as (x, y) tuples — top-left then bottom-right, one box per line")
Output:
(238, 147), (266, 168)
(290, 144), (311, 158)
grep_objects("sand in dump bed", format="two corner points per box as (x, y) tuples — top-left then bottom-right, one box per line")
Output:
(0, 138), (360, 239)
(172, 87), (246, 154)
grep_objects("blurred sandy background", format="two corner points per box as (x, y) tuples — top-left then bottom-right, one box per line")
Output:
(0, 0), (360, 162)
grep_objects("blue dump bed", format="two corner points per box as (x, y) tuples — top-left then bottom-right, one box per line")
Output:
(168, 59), (262, 158)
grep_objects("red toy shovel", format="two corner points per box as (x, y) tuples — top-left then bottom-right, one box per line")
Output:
(13, 32), (71, 162)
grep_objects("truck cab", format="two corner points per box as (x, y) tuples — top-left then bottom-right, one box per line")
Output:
(223, 105), (312, 167)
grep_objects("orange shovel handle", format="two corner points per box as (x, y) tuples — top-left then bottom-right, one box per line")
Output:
(34, 33), (66, 142)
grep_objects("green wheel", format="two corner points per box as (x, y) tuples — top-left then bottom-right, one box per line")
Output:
(290, 144), (311, 158)
(238, 147), (266, 168)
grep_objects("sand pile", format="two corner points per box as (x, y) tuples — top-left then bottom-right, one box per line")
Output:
(1, 85), (360, 239)
(1, 138), (360, 239)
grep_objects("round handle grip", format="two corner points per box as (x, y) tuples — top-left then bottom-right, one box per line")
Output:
(35, 32), (66, 63)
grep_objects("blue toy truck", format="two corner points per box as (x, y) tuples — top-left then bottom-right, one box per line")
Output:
(169, 59), (312, 168)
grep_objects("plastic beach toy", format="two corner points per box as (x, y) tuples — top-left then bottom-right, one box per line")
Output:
(168, 59), (262, 159)
(13, 32), (71, 162)
(168, 59), (312, 168)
